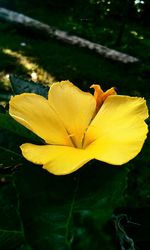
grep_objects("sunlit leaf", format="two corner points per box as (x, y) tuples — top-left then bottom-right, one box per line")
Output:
(10, 75), (49, 98)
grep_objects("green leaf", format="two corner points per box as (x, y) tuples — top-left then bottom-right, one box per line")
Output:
(0, 102), (128, 249)
(0, 112), (41, 173)
(10, 75), (49, 98)
(11, 162), (128, 250)
(0, 112), (42, 144)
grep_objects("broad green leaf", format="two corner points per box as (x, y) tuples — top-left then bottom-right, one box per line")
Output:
(0, 128), (26, 172)
(10, 75), (49, 98)
(11, 162), (128, 250)
(0, 112), (42, 144)
(0, 113), (41, 173)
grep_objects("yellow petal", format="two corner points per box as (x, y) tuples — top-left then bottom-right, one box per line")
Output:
(9, 93), (73, 146)
(84, 95), (148, 165)
(21, 143), (92, 175)
(48, 81), (96, 148)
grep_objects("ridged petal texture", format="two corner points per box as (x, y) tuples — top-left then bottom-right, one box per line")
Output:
(9, 81), (148, 175)
(9, 93), (73, 146)
(20, 144), (91, 175)
(84, 95), (148, 165)
(48, 81), (96, 148)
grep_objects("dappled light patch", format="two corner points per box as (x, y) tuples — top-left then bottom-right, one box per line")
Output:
(0, 71), (10, 88)
(2, 48), (55, 85)
(130, 30), (144, 40)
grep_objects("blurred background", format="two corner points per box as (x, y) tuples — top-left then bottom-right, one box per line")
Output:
(0, 1), (150, 249)
(0, 0), (150, 97)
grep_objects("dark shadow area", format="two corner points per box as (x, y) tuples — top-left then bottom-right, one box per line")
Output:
(0, 1), (150, 249)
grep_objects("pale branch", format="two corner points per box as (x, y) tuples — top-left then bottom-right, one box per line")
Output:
(0, 7), (139, 64)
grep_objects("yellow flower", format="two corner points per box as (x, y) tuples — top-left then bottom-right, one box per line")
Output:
(9, 81), (148, 175)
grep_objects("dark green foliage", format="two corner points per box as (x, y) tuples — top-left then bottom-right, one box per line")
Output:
(0, 112), (42, 144)
(0, 0), (150, 249)
(10, 75), (49, 98)
(0, 75), (128, 250)
(0, 159), (127, 250)
(0, 89), (11, 102)
(12, 162), (127, 250)
(0, 174), (32, 250)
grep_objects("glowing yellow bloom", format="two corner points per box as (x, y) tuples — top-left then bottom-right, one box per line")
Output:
(9, 81), (148, 175)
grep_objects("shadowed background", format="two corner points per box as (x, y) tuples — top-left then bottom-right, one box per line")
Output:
(0, 0), (150, 249)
